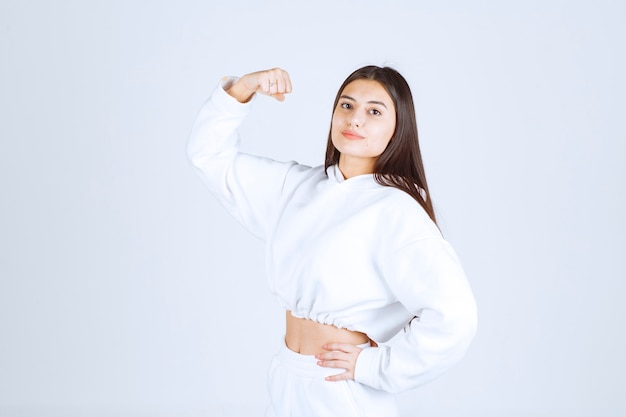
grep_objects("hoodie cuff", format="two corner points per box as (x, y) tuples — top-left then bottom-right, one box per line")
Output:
(210, 76), (255, 115)
(354, 346), (382, 389)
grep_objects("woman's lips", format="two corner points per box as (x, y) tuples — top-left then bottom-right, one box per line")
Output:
(342, 130), (365, 140)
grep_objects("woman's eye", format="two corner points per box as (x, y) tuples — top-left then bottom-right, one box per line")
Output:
(369, 108), (381, 116)
(340, 102), (352, 109)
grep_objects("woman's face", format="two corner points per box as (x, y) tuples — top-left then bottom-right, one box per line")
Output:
(331, 79), (396, 174)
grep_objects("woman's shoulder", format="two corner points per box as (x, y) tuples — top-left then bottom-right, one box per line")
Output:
(281, 162), (326, 190)
(376, 187), (442, 241)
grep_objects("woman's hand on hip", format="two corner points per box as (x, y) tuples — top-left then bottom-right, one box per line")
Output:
(227, 68), (292, 103)
(315, 343), (364, 382)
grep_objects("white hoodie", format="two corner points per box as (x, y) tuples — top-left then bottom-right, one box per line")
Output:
(187, 77), (478, 394)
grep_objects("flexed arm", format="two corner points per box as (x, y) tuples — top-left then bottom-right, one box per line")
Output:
(187, 68), (303, 239)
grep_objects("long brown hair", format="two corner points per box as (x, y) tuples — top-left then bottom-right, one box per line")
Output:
(324, 66), (437, 225)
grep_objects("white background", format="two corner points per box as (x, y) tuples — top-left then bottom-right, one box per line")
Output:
(1, 1), (625, 416)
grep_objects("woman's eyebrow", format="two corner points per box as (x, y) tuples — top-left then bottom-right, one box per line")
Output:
(339, 95), (388, 109)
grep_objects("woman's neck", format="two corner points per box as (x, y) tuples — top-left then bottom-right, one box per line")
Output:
(338, 156), (376, 179)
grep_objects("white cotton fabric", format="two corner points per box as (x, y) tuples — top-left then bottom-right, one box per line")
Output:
(265, 341), (399, 417)
(187, 77), (478, 394)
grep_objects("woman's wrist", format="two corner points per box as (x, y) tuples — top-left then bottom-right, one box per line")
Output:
(226, 76), (256, 103)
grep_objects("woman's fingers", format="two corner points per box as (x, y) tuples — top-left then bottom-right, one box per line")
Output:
(315, 343), (363, 381)
(227, 67), (292, 103)
(276, 72), (293, 95)
(253, 68), (292, 100)
(269, 69), (292, 101)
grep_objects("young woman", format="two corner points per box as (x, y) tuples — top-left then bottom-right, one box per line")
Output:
(187, 66), (477, 416)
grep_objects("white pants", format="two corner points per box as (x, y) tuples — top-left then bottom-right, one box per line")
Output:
(265, 340), (400, 417)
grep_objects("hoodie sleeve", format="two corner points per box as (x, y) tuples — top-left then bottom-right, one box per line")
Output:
(187, 77), (301, 240)
(354, 236), (478, 393)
